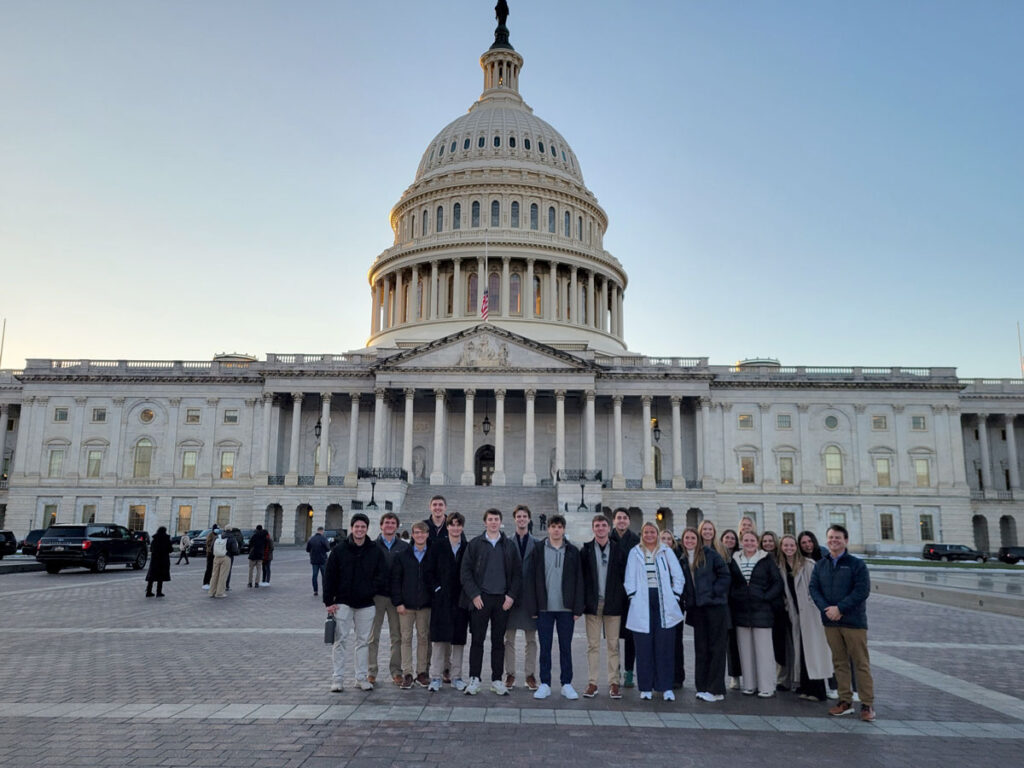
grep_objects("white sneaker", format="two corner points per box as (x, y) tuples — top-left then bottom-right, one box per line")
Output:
(358, 679), (374, 691)
(490, 679), (509, 696)
(452, 678), (467, 691)
(728, 676), (740, 690)
(710, 693), (725, 702)
(465, 677), (481, 695)
(757, 691), (774, 698)
(826, 688), (839, 700)
(330, 681), (343, 692)
(696, 691), (712, 701)
(852, 692), (861, 702)
(427, 678), (441, 692)
(202, 584), (210, 591)
(533, 683), (552, 699)
(663, 690), (675, 702)
(640, 691), (653, 700)
(259, 582), (270, 587)
(561, 683), (579, 700)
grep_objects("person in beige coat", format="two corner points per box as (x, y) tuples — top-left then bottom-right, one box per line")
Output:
(778, 535), (833, 701)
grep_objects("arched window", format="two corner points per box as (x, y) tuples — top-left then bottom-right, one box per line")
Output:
(400, 283), (409, 324)
(530, 203), (538, 230)
(539, 140), (545, 154)
(510, 273), (521, 314)
(551, 144), (557, 157)
(449, 141), (456, 153)
(548, 206), (555, 233)
(471, 201), (480, 228)
(477, 136), (485, 148)
(510, 201), (519, 228)
(133, 439), (153, 479)
(564, 211), (570, 236)
(446, 274), (454, 315)
(467, 273), (478, 314)
(436, 206), (443, 233)
(488, 271), (501, 312)
(463, 138), (470, 150)
(493, 135), (501, 148)
(491, 200), (500, 227)
(438, 143), (444, 158)
(524, 138), (531, 150)
(825, 446), (843, 485)
(411, 214), (416, 238)
(416, 279), (424, 321)
(577, 216), (583, 240)
(453, 202), (461, 230)
(422, 209), (428, 236)
(509, 136), (516, 148)
(533, 275), (542, 315)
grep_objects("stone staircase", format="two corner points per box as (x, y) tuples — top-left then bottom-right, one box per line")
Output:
(398, 483), (559, 537)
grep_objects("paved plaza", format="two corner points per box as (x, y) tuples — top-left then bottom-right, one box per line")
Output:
(0, 547), (1022, 767)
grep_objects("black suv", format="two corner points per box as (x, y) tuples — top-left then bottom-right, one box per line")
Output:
(35, 524), (148, 573)
(921, 543), (988, 562)
(188, 527), (243, 557)
(0, 530), (17, 558)
(996, 546), (1024, 565)
(20, 529), (46, 556)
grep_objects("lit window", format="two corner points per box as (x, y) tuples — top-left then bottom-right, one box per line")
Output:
(825, 446), (843, 485)
(54, 407), (69, 423)
(875, 458), (891, 487)
(453, 202), (461, 229)
(182, 450), (197, 479)
(220, 451), (235, 479)
(914, 458), (930, 487)
(92, 408), (106, 423)
(86, 450), (102, 478)
(919, 514), (935, 541)
(467, 274), (478, 314)
(776, 414), (791, 429)
(488, 272), (501, 312)
(510, 274), (521, 314)
(911, 416), (927, 431)
(446, 274), (454, 315)
(43, 504), (57, 527)
(177, 505), (192, 534)
(871, 415), (887, 430)
(133, 439), (153, 478)
(880, 513), (894, 540)
(185, 408), (201, 424)
(223, 409), (239, 425)
(491, 200), (500, 227)
(140, 408), (154, 424)
(128, 504), (145, 532)
(472, 201), (480, 227)
(548, 206), (555, 233)
(436, 205), (443, 233)
(48, 449), (64, 478)
(779, 456), (794, 484)
(216, 505), (231, 527)
(530, 203), (538, 230)
(740, 457), (755, 484)
(510, 201), (519, 228)
(738, 414), (754, 429)
(533, 275), (542, 315)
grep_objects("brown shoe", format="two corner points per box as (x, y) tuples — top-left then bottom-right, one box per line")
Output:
(860, 704), (876, 722)
(415, 672), (430, 688)
(583, 684), (598, 698)
(504, 674), (515, 689)
(400, 674), (414, 690)
(442, 672), (452, 685)
(609, 683), (622, 700)
(829, 701), (855, 717)
(525, 675), (538, 691)
(392, 673), (404, 687)
(367, 675), (376, 685)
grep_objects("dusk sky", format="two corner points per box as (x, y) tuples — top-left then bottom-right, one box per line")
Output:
(2, 0), (1022, 376)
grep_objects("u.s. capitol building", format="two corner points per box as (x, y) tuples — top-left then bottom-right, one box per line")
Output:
(0, 13), (1020, 554)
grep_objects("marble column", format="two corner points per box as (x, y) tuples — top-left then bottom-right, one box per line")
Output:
(977, 413), (993, 491)
(612, 395), (625, 488)
(403, 389), (415, 479)
(430, 260), (439, 320)
(642, 395), (655, 489)
(1006, 415), (1020, 491)
(461, 389), (475, 485)
(584, 390), (596, 471)
(555, 390), (566, 480)
(587, 271), (596, 328)
(410, 265), (420, 322)
(493, 389), (506, 485)
(523, 389), (537, 486)
(431, 389), (447, 485)
(319, 393), (332, 477)
(371, 280), (380, 335)
(287, 393), (302, 480)
(345, 393), (360, 486)
(600, 277), (608, 333)
(697, 398), (709, 485)
(394, 270), (404, 325)
(548, 262), (558, 321)
(372, 388), (386, 468)
(0, 403), (8, 476)
(671, 396), (684, 489)
(259, 394), (272, 477)
(570, 266), (579, 324)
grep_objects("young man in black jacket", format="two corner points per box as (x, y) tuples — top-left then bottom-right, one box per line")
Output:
(610, 508), (640, 687)
(391, 521), (432, 689)
(323, 513), (389, 693)
(460, 508), (522, 696)
(528, 514), (584, 700)
(581, 513), (627, 699)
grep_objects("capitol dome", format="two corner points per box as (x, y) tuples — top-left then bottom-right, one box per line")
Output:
(366, 13), (628, 355)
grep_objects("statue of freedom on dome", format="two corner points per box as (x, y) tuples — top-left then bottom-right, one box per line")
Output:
(495, 1), (509, 28)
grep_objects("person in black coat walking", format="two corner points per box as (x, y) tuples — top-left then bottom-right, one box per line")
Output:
(146, 527), (171, 597)
(247, 525), (269, 588)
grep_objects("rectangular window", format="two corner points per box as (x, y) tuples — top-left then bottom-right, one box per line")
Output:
(911, 415), (927, 431)
(133, 443), (152, 479)
(181, 450), (197, 479)
(919, 513), (935, 541)
(880, 513), (894, 540)
(86, 450), (102, 478)
(914, 458), (930, 487)
(776, 414), (791, 429)
(782, 511), (796, 536)
(740, 457), (755, 484)
(223, 409), (239, 425)
(54, 407), (69, 423)
(91, 408), (107, 423)
(738, 414), (754, 429)
(48, 449), (64, 478)
(779, 456), (794, 485)
(128, 505), (146, 532)
(43, 504), (58, 527)
(875, 458), (891, 487)
(871, 415), (887, 430)
(220, 451), (235, 479)
(216, 505), (231, 527)
(185, 408), (201, 424)
(177, 505), (192, 534)
(829, 510), (847, 528)
(81, 504), (97, 524)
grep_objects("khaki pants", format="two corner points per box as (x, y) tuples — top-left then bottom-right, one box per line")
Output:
(737, 626), (775, 695)
(247, 559), (262, 587)
(209, 555), (230, 597)
(503, 627), (538, 678)
(430, 642), (465, 681)
(585, 602), (621, 686)
(399, 608), (431, 677)
(368, 594), (402, 678)
(824, 626), (874, 706)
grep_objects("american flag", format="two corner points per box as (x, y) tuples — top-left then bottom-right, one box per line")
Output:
(481, 288), (489, 321)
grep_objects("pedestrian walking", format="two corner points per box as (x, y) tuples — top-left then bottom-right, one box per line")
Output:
(307, 526), (330, 597)
(176, 532), (190, 565)
(146, 526), (172, 598)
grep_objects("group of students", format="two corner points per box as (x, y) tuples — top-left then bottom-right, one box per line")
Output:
(321, 500), (875, 720)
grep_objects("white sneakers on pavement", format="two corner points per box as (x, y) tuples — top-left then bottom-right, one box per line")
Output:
(490, 679), (509, 696)
(330, 681), (343, 692)
(561, 683), (579, 700)
(663, 690), (675, 701)
(464, 677), (481, 695)
(533, 683), (552, 699)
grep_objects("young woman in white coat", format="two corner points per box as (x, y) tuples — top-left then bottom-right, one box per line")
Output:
(779, 535), (833, 701)
(624, 522), (685, 701)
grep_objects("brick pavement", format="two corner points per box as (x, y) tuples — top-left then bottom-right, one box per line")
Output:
(1, 547), (1021, 767)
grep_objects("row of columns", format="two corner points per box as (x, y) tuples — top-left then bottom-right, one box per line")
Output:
(370, 257), (624, 338)
(976, 413), (1021, 491)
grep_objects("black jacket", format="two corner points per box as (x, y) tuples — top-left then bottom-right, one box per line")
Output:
(728, 554), (783, 628)
(459, 532), (522, 608)
(323, 536), (388, 609)
(611, 527), (640, 553)
(529, 540), (585, 616)
(391, 546), (432, 610)
(682, 546), (731, 622)
(424, 535), (469, 643)
(580, 538), (628, 616)
(248, 529), (269, 561)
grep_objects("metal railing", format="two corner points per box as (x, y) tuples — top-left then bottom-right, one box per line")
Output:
(357, 467), (409, 481)
(557, 469), (603, 482)
(268, 475), (285, 486)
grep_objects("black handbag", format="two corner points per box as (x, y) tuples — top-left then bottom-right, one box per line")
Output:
(323, 615), (336, 644)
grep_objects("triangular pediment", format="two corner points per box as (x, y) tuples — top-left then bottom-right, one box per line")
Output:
(374, 325), (596, 372)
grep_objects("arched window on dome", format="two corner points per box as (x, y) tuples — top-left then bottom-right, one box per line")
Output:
(436, 206), (444, 233)
(548, 206), (555, 234)
(562, 150), (567, 163)
(493, 135), (501, 148)
(530, 203), (538, 230)
(416, 279), (424, 321)
(411, 214), (416, 239)
(488, 272), (501, 315)
(509, 136), (516, 148)
(564, 211), (570, 236)
(400, 283), (409, 324)
(510, 201), (519, 228)
(438, 143), (444, 158)
(551, 144), (557, 157)
(577, 216), (583, 240)
(467, 274), (478, 315)
(471, 201), (480, 228)
(533, 275), (542, 316)
(463, 138), (470, 150)
(491, 200), (500, 227)
(478, 136), (485, 148)
(446, 274), (454, 316)
(450, 141), (456, 153)
(579, 282), (587, 325)
(453, 202), (461, 230)
(825, 446), (844, 486)
(538, 140), (545, 154)
(524, 138), (531, 151)
(422, 209), (428, 236)
(509, 273), (521, 314)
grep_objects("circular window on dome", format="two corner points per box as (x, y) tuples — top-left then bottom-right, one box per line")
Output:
(139, 409), (155, 424)
(478, 136), (485, 148)
(824, 415), (839, 430)
(463, 138), (470, 150)
(524, 138), (531, 150)
(509, 136), (516, 148)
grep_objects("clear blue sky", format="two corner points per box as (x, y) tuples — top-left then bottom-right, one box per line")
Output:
(2, 0), (1022, 377)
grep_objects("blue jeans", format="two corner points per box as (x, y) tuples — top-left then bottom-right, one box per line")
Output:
(311, 562), (325, 593)
(536, 611), (575, 686)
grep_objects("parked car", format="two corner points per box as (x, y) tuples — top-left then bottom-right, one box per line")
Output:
(0, 530), (18, 558)
(20, 529), (46, 557)
(188, 527), (243, 557)
(132, 530), (151, 547)
(921, 543), (988, 562)
(35, 523), (148, 573)
(996, 546), (1024, 565)
(171, 529), (202, 552)
(323, 529), (346, 548)
(239, 529), (256, 554)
